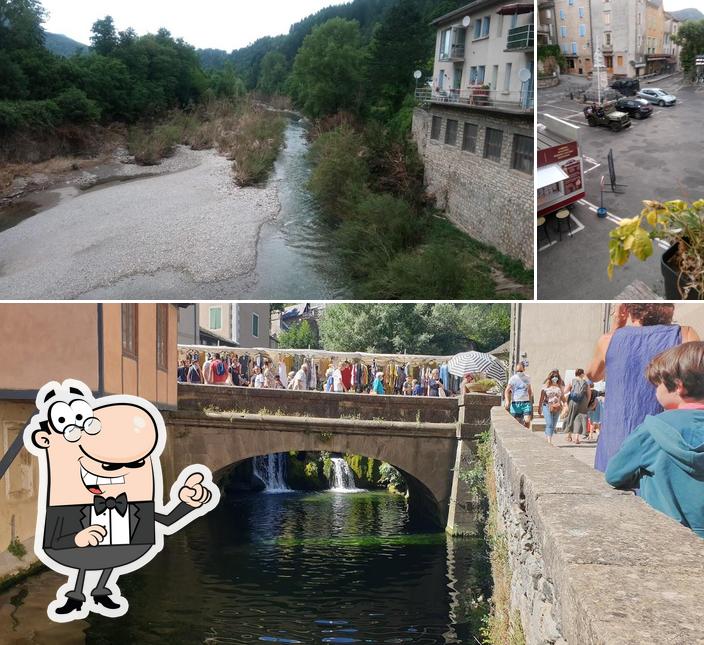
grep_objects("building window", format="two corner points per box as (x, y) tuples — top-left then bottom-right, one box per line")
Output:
(560, 8), (565, 19)
(474, 19), (482, 38)
(156, 304), (168, 372)
(252, 313), (260, 338)
(511, 134), (533, 174)
(445, 119), (458, 146)
(605, 31), (612, 45)
(469, 65), (478, 84)
(617, 55), (623, 66)
(510, 13), (518, 28)
(569, 0), (574, 5)
(209, 306), (222, 330)
(440, 28), (452, 59)
(572, 41), (578, 54)
(604, 12), (611, 25)
(431, 116), (442, 140)
(560, 26), (567, 37)
(483, 128), (503, 162)
(122, 304), (138, 359)
(579, 6), (584, 17)
(503, 62), (512, 90)
(605, 55), (613, 68)
(462, 123), (478, 152)
(477, 65), (486, 84)
(482, 16), (491, 37)
(579, 23), (586, 37)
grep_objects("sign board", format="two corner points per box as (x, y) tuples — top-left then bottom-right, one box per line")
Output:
(537, 141), (580, 166)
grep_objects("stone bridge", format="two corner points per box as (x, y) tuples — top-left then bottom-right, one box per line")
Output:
(162, 384), (500, 531)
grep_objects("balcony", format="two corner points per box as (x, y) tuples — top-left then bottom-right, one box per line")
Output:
(439, 42), (466, 62)
(506, 24), (534, 52)
(415, 87), (534, 114)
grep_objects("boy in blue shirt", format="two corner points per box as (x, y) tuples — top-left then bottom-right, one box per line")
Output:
(605, 341), (704, 538)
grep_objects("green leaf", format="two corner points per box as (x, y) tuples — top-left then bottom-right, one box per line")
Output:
(631, 228), (654, 261)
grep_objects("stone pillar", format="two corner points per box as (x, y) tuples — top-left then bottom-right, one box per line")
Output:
(446, 394), (500, 536)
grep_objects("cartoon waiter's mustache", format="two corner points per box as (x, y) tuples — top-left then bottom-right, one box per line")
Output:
(63, 417), (102, 443)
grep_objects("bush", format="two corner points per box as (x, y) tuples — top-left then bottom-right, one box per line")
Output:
(8, 537), (27, 559)
(128, 123), (181, 165)
(229, 110), (286, 186)
(308, 125), (368, 219)
(54, 88), (101, 124)
(0, 99), (61, 133)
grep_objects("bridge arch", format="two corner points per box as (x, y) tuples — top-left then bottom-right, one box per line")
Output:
(161, 411), (459, 529)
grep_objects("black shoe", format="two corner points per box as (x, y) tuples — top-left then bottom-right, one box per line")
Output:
(55, 598), (84, 614)
(93, 594), (121, 610)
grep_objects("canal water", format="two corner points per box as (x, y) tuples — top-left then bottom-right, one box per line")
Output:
(0, 490), (488, 644)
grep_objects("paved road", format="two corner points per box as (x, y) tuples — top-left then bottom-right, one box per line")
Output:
(0, 147), (280, 299)
(538, 73), (703, 299)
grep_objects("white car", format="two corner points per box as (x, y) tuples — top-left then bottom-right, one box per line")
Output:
(637, 88), (676, 106)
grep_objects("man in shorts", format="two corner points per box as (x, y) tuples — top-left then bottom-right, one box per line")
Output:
(504, 362), (533, 428)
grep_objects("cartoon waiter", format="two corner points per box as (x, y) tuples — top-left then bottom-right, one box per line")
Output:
(23, 379), (220, 622)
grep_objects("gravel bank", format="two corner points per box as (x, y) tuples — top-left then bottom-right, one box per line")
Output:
(0, 147), (280, 299)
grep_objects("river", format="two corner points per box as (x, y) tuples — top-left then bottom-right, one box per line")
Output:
(0, 490), (488, 644)
(0, 120), (348, 299)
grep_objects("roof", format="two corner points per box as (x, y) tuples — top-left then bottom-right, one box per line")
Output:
(431, 0), (502, 26)
(282, 303), (310, 319)
(198, 327), (238, 347)
(489, 340), (511, 356)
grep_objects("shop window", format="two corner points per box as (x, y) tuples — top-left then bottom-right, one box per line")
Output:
(445, 119), (458, 146)
(483, 128), (503, 162)
(511, 134), (533, 174)
(122, 304), (138, 359)
(431, 116), (442, 140)
(462, 123), (478, 152)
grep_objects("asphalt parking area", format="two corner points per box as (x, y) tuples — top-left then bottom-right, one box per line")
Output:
(537, 74), (703, 299)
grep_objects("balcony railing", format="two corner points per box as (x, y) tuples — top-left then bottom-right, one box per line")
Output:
(439, 43), (466, 62)
(415, 87), (534, 113)
(506, 24), (534, 51)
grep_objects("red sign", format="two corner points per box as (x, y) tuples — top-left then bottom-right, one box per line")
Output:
(537, 141), (580, 167)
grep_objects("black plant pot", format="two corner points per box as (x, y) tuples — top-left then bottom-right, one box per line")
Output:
(661, 242), (701, 300)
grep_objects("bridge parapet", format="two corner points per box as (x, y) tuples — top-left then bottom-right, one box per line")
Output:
(178, 383), (461, 423)
(491, 407), (704, 644)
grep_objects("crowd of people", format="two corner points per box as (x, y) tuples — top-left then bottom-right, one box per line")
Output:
(178, 352), (480, 398)
(504, 303), (704, 539)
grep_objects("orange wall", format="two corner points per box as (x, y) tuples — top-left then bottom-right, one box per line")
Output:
(0, 304), (99, 391)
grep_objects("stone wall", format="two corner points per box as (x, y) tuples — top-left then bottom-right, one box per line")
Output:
(177, 383), (459, 424)
(412, 105), (533, 268)
(491, 407), (704, 644)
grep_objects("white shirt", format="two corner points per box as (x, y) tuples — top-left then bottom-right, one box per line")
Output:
(91, 505), (130, 546)
(292, 369), (307, 390)
(254, 374), (265, 388)
(332, 369), (344, 392)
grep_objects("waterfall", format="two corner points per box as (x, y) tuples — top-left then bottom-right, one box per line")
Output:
(329, 457), (362, 493)
(253, 453), (291, 493)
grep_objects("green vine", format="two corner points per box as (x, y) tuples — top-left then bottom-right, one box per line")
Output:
(8, 537), (26, 560)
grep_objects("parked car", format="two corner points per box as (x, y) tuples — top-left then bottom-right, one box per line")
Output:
(637, 88), (677, 106)
(583, 103), (631, 131)
(610, 78), (640, 96)
(615, 97), (653, 119)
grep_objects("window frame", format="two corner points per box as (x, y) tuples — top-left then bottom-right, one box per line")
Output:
(511, 134), (533, 174)
(121, 304), (138, 360)
(444, 119), (458, 146)
(209, 306), (222, 330)
(252, 313), (260, 338)
(483, 127), (503, 163)
(156, 304), (168, 372)
(430, 116), (442, 140)
(462, 122), (478, 153)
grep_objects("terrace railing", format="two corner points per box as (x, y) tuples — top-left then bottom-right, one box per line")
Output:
(506, 24), (534, 51)
(415, 87), (534, 113)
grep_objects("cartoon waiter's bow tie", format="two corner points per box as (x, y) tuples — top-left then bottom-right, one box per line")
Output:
(93, 493), (129, 516)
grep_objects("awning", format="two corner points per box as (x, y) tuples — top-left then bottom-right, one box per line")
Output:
(497, 3), (534, 14)
(537, 163), (569, 189)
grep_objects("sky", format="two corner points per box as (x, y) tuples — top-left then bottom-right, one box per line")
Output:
(664, 0), (704, 11)
(40, 0), (350, 51)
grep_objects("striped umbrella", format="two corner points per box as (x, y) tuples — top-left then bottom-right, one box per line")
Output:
(448, 351), (507, 383)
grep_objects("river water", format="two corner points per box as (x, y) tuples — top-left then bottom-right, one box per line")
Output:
(0, 491), (487, 644)
(250, 119), (351, 299)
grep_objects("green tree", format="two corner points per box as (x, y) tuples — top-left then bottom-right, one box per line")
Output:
(674, 20), (704, 77)
(365, 0), (427, 118)
(277, 320), (320, 349)
(0, 0), (46, 52)
(288, 18), (365, 118)
(90, 16), (119, 55)
(257, 51), (288, 95)
(210, 62), (246, 98)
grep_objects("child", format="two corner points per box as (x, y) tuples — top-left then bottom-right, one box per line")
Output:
(605, 342), (704, 538)
(402, 377), (413, 396)
(411, 379), (423, 396)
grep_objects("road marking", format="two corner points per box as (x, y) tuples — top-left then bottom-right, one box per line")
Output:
(577, 198), (669, 250)
(538, 213), (585, 252)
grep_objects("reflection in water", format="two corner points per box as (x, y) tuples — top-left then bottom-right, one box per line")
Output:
(251, 120), (351, 299)
(0, 492), (487, 644)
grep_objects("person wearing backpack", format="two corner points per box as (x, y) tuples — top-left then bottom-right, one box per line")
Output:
(187, 360), (203, 384)
(563, 369), (591, 444)
(211, 353), (228, 385)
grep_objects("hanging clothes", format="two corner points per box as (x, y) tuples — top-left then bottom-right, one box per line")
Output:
(278, 362), (288, 388)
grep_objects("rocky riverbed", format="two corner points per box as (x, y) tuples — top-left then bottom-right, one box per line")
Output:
(0, 145), (281, 299)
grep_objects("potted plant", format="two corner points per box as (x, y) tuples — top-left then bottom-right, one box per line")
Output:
(471, 83), (491, 106)
(607, 198), (704, 299)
